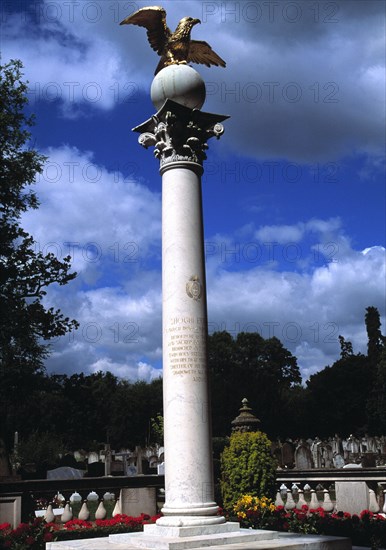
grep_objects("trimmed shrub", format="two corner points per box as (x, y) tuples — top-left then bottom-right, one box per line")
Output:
(220, 431), (277, 512)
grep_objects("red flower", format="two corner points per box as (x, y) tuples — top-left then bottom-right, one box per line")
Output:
(26, 536), (35, 545)
(0, 523), (11, 531)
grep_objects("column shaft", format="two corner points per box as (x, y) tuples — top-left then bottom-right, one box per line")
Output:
(159, 163), (223, 527)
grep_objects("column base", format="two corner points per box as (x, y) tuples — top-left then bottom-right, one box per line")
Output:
(109, 523), (278, 549)
(157, 504), (225, 527)
(47, 528), (352, 550)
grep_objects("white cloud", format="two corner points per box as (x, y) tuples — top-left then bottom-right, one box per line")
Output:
(255, 223), (305, 244)
(3, 1), (384, 383)
(206, 223), (386, 380)
(22, 145), (161, 276)
(89, 357), (162, 383)
(2, 0), (384, 162)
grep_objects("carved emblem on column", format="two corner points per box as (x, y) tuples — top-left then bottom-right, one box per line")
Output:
(186, 275), (202, 301)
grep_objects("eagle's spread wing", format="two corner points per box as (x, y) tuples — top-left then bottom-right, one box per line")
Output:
(188, 40), (226, 68)
(120, 6), (170, 55)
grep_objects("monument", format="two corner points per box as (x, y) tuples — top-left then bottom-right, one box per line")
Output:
(48, 6), (351, 549)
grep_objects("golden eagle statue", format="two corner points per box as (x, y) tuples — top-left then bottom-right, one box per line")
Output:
(120, 6), (226, 75)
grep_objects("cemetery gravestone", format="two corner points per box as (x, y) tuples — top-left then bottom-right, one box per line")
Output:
(294, 441), (313, 469)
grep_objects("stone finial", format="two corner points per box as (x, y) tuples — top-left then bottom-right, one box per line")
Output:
(231, 398), (260, 433)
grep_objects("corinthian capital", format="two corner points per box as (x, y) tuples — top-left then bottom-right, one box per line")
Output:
(133, 99), (228, 171)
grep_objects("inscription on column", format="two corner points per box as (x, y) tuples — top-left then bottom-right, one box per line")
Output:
(165, 317), (207, 381)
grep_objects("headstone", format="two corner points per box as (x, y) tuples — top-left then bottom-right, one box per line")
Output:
(46, 467), (85, 480)
(333, 453), (345, 468)
(272, 442), (283, 468)
(332, 434), (344, 455)
(294, 441), (313, 469)
(311, 438), (322, 468)
(322, 443), (333, 468)
(110, 461), (124, 475)
(88, 451), (99, 464)
(361, 453), (376, 467)
(127, 465), (137, 476)
(86, 461), (104, 477)
(281, 441), (295, 469)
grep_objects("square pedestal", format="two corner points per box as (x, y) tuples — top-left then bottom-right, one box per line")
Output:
(47, 530), (352, 550)
(109, 522), (278, 549)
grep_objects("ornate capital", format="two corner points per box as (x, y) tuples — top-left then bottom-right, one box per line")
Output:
(133, 100), (228, 172)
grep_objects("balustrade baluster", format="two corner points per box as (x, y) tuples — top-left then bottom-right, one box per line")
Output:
(275, 489), (284, 507)
(44, 504), (55, 523)
(95, 499), (107, 520)
(60, 502), (73, 523)
(112, 497), (122, 517)
(309, 489), (320, 510)
(78, 500), (90, 520)
(368, 489), (380, 513)
(296, 489), (307, 509)
(322, 488), (334, 512)
(285, 489), (296, 510)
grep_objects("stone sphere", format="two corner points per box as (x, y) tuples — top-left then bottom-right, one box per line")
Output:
(150, 65), (206, 111)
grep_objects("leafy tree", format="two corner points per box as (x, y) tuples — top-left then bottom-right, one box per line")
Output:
(0, 59), (78, 445)
(338, 335), (353, 359)
(208, 331), (301, 437)
(150, 413), (164, 445)
(365, 306), (384, 368)
(306, 352), (370, 436)
(365, 307), (386, 432)
(369, 347), (386, 432)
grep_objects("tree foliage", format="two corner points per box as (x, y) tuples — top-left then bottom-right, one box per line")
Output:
(11, 371), (164, 458)
(0, 59), (78, 443)
(306, 352), (370, 437)
(306, 307), (385, 437)
(208, 331), (301, 437)
(365, 306), (384, 368)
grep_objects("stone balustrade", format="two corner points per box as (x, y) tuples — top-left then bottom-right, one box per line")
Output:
(276, 469), (386, 515)
(0, 474), (165, 527)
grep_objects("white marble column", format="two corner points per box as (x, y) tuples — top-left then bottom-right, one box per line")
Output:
(158, 161), (223, 526)
(133, 66), (228, 530)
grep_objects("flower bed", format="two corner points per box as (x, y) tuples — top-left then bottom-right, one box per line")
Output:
(233, 495), (386, 549)
(0, 514), (160, 549)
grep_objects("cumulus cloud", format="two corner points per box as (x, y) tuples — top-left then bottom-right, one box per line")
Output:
(206, 220), (386, 379)
(20, 146), (385, 382)
(20, 145), (163, 381)
(3, 1), (384, 383)
(21, 145), (161, 276)
(2, 0), (384, 162)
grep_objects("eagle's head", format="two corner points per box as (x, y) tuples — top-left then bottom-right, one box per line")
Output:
(175, 16), (201, 38)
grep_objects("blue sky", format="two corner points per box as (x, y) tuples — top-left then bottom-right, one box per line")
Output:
(1, 0), (385, 381)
